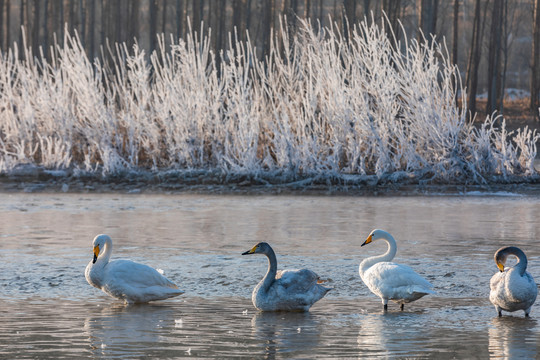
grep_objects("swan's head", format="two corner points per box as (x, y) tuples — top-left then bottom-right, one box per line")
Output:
(361, 229), (391, 247)
(242, 242), (272, 256)
(91, 234), (112, 263)
(494, 246), (526, 272)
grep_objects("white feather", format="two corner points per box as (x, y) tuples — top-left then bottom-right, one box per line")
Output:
(359, 229), (435, 308)
(85, 234), (184, 303)
(489, 246), (537, 316)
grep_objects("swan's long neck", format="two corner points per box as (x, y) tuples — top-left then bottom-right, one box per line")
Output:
(86, 236), (113, 289)
(96, 238), (113, 267)
(260, 247), (278, 292)
(359, 233), (397, 276)
(510, 248), (528, 276)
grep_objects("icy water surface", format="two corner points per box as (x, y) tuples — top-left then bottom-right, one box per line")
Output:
(0, 192), (539, 358)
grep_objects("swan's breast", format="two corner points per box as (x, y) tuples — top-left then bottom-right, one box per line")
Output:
(85, 262), (103, 289)
(490, 269), (538, 311)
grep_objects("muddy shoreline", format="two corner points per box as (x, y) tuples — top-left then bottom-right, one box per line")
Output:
(2, 164), (540, 196)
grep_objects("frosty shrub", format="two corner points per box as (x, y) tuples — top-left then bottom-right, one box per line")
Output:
(0, 19), (538, 185)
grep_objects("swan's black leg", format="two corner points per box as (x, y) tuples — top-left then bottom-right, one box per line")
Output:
(383, 304), (388, 311)
(498, 311), (502, 317)
(400, 304), (404, 311)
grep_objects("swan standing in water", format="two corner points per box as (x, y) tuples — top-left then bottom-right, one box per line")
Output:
(359, 229), (435, 311)
(85, 234), (184, 303)
(242, 242), (331, 311)
(489, 246), (537, 317)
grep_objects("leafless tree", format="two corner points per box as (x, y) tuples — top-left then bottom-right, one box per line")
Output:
(486, 0), (504, 114)
(532, 0), (540, 112)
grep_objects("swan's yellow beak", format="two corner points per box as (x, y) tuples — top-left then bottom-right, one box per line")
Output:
(361, 234), (373, 247)
(92, 245), (100, 263)
(497, 262), (504, 272)
(242, 245), (258, 255)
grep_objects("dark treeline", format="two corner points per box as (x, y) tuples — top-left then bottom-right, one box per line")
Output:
(1, 0), (539, 116)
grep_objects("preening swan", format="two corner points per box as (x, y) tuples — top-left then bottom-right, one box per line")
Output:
(242, 242), (331, 311)
(359, 229), (435, 311)
(85, 234), (184, 303)
(489, 246), (537, 317)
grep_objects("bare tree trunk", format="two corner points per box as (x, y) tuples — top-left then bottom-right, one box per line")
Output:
(43, 0), (49, 57)
(452, 0), (458, 65)
(192, 0), (201, 32)
(262, 0), (275, 58)
(233, 0), (246, 42)
(6, 0), (10, 50)
(176, 0), (184, 41)
(486, 0), (504, 114)
(0, 0), (4, 51)
(246, 0), (252, 34)
(19, 0), (25, 59)
(79, 0), (85, 46)
(150, 0), (157, 53)
(418, 0), (438, 44)
(89, 0), (95, 57)
(59, 0), (64, 44)
(383, 0), (402, 42)
(115, 0), (122, 44)
(466, 0), (483, 116)
(362, 0), (371, 19)
(344, 0), (357, 33)
(31, 0), (40, 54)
(217, 0), (226, 51)
(532, 0), (540, 112)
(161, 0), (167, 35)
(99, 0), (104, 48)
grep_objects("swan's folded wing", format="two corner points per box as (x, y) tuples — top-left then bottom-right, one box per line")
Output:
(106, 260), (178, 289)
(368, 262), (434, 292)
(276, 269), (320, 291)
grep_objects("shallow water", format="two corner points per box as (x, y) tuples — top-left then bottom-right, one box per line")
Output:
(0, 192), (539, 358)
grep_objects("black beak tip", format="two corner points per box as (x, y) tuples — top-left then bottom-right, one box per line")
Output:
(241, 251), (250, 255)
(361, 241), (367, 247)
(92, 254), (97, 264)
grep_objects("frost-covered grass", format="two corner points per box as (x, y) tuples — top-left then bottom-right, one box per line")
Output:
(0, 19), (538, 186)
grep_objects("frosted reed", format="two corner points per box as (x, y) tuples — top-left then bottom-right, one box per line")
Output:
(0, 19), (537, 185)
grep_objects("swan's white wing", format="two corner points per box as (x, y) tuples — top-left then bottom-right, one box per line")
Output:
(363, 262), (434, 302)
(276, 269), (320, 290)
(106, 260), (178, 288)
(102, 259), (183, 302)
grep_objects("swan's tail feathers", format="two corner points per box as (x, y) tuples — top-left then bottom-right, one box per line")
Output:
(316, 277), (332, 293)
(166, 282), (185, 295)
(166, 287), (185, 297)
(411, 286), (436, 296)
(403, 285), (436, 302)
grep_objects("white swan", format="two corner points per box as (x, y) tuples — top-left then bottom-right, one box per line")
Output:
(85, 234), (184, 303)
(359, 229), (435, 311)
(242, 242), (331, 311)
(489, 246), (537, 317)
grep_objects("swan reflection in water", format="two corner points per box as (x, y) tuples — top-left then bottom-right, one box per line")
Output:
(357, 312), (430, 358)
(251, 311), (321, 359)
(488, 316), (537, 359)
(83, 303), (182, 357)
